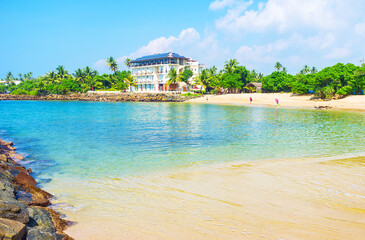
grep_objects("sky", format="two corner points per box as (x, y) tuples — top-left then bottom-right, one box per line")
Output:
(1, 0), (365, 78)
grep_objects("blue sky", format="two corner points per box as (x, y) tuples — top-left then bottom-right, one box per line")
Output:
(1, 0), (365, 77)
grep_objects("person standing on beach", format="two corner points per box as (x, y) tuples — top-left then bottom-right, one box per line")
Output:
(250, 97), (252, 103)
(275, 98), (279, 107)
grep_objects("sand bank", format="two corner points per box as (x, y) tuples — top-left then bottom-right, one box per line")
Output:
(47, 155), (365, 239)
(188, 93), (365, 111)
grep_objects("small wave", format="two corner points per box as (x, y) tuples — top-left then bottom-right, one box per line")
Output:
(50, 203), (81, 212)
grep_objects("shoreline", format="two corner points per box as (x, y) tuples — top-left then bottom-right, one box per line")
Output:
(52, 153), (365, 239)
(188, 93), (365, 111)
(0, 138), (72, 239)
(0, 92), (198, 102)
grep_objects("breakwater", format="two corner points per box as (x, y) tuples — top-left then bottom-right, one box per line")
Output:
(0, 139), (72, 240)
(0, 92), (198, 102)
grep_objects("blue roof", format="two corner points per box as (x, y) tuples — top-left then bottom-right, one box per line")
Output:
(131, 52), (187, 63)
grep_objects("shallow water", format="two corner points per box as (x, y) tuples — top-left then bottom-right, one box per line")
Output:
(1, 101), (365, 239)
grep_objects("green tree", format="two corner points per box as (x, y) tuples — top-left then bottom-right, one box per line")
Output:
(274, 62), (282, 71)
(106, 57), (118, 74)
(224, 59), (239, 75)
(124, 58), (132, 68)
(56, 65), (68, 79)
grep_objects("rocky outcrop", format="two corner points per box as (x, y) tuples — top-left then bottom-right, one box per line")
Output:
(0, 92), (199, 102)
(0, 139), (73, 240)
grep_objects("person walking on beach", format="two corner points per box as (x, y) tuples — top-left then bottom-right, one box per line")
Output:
(275, 98), (279, 107)
(249, 97), (252, 103)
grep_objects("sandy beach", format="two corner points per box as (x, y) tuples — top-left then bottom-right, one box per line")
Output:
(188, 93), (365, 111)
(45, 154), (365, 240)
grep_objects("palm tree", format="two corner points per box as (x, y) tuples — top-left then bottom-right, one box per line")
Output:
(194, 69), (210, 91)
(303, 65), (310, 74)
(282, 67), (287, 73)
(224, 59), (239, 74)
(311, 67), (318, 74)
(18, 73), (24, 81)
(106, 57), (118, 74)
(73, 68), (86, 84)
(124, 58), (132, 69)
(24, 72), (33, 80)
(124, 75), (136, 91)
(56, 65), (68, 79)
(166, 68), (179, 90)
(209, 66), (217, 76)
(274, 62), (282, 71)
(84, 66), (98, 78)
(5, 72), (14, 85)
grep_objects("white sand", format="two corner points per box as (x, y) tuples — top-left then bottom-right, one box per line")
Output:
(188, 93), (365, 111)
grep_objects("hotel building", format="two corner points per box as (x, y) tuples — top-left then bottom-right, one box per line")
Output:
(130, 52), (204, 92)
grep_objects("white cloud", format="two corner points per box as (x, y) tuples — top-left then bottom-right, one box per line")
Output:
(354, 22), (365, 36)
(93, 59), (107, 72)
(93, 28), (229, 73)
(324, 44), (351, 60)
(215, 0), (361, 33)
(209, 0), (238, 10)
(131, 28), (200, 58)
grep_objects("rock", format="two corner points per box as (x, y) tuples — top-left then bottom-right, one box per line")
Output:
(21, 185), (52, 207)
(0, 217), (26, 240)
(26, 228), (66, 240)
(0, 202), (29, 223)
(0, 154), (7, 162)
(27, 207), (57, 233)
(15, 172), (37, 187)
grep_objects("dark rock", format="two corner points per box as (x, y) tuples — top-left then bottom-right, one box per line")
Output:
(21, 185), (52, 207)
(26, 228), (66, 240)
(27, 207), (57, 233)
(0, 217), (26, 240)
(15, 172), (37, 187)
(0, 202), (29, 223)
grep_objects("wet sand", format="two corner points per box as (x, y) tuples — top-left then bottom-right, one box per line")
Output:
(47, 155), (365, 239)
(188, 93), (365, 111)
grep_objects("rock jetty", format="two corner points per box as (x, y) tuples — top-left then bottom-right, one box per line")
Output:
(0, 139), (72, 240)
(0, 92), (199, 102)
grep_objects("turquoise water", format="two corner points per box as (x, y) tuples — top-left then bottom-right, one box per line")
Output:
(1, 101), (365, 182)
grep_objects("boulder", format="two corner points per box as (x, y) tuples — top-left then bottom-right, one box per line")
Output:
(15, 172), (37, 187)
(26, 228), (66, 240)
(0, 217), (26, 240)
(0, 154), (7, 162)
(21, 185), (52, 207)
(27, 207), (57, 233)
(0, 202), (29, 223)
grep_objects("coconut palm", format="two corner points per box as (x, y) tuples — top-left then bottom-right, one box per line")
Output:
(24, 72), (33, 80)
(18, 74), (24, 81)
(274, 62), (282, 71)
(73, 68), (86, 84)
(124, 75), (137, 91)
(282, 67), (287, 73)
(106, 57), (118, 74)
(311, 67), (318, 74)
(166, 68), (180, 90)
(124, 58), (132, 68)
(194, 69), (210, 91)
(83, 66), (98, 78)
(224, 59), (239, 74)
(5, 72), (14, 84)
(303, 65), (310, 74)
(56, 65), (68, 79)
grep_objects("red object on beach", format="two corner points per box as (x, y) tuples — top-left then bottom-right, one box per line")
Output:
(275, 98), (279, 104)
(250, 97), (252, 102)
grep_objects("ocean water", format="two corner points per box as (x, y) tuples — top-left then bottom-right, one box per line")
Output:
(0, 101), (364, 182)
(1, 101), (365, 239)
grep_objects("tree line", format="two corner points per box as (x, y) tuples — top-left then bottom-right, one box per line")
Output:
(0, 57), (135, 95)
(192, 60), (365, 99)
(1, 57), (364, 99)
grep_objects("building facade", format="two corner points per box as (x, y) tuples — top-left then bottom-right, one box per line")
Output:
(130, 52), (203, 92)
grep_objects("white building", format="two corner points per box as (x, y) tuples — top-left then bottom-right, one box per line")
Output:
(130, 52), (204, 92)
